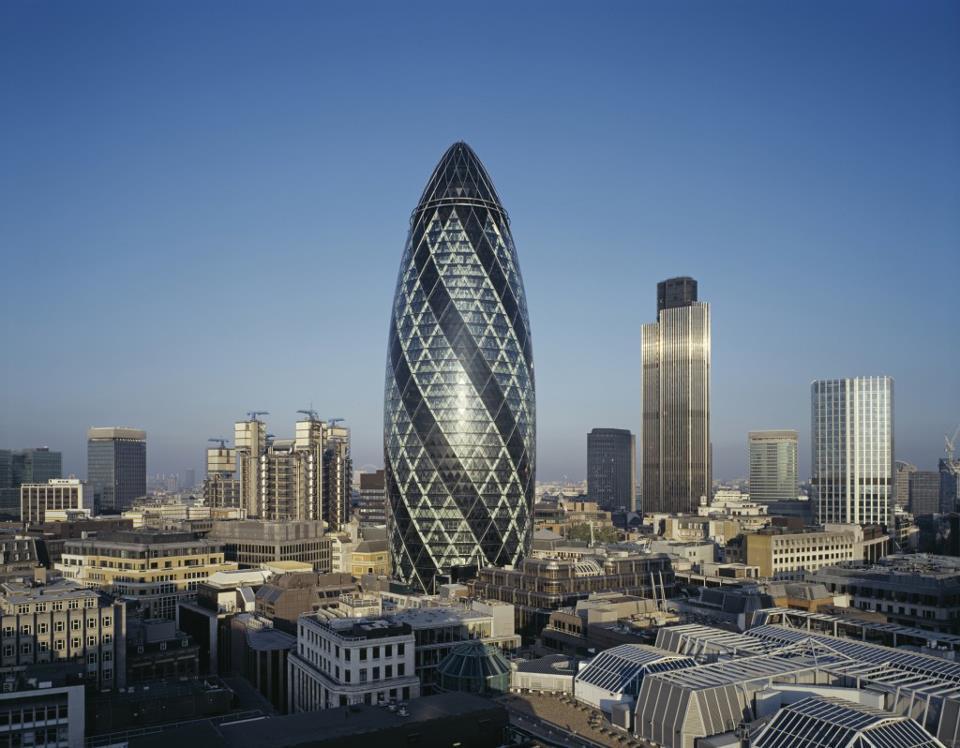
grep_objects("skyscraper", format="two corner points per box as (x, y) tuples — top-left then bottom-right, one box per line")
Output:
(748, 430), (798, 503)
(0, 448), (62, 516)
(641, 277), (711, 514)
(322, 422), (351, 531)
(87, 427), (146, 512)
(587, 428), (636, 511)
(384, 142), (536, 593)
(811, 377), (893, 526)
(941, 458), (960, 514)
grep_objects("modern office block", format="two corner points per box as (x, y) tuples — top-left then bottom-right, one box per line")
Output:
(748, 430), (798, 503)
(811, 377), (893, 526)
(86, 427), (146, 512)
(586, 428), (636, 511)
(895, 460), (917, 509)
(909, 471), (941, 517)
(642, 277), (711, 514)
(384, 142), (536, 593)
(357, 469), (387, 527)
(1, 448), (63, 516)
(941, 458), (960, 514)
(20, 478), (92, 524)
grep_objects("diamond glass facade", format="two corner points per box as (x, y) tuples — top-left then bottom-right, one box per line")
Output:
(384, 142), (535, 593)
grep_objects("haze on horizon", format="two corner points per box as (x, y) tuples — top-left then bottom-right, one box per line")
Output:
(1, 1), (958, 485)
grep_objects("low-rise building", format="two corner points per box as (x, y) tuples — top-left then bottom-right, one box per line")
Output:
(469, 553), (674, 637)
(254, 572), (357, 633)
(511, 654), (578, 695)
(743, 524), (886, 580)
(810, 553), (960, 634)
(288, 616), (419, 712)
(231, 612), (295, 713)
(207, 519), (329, 571)
(0, 572), (126, 691)
(55, 530), (236, 619)
(20, 479), (92, 525)
(126, 617), (199, 683)
(0, 668), (85, 748)
(350, 537), (390, 577)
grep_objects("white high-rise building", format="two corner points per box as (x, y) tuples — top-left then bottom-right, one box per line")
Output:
(811, 376), (894, 526)
(748, 430), (798, 503)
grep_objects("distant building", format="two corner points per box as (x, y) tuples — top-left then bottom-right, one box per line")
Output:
(87, 427), (146, 512)
(587, 428), (637, 511)
(202, 444), (241, 510)
(909, 470), (941, 517)
(0, 447), (62, 517)
(748, 430), (798, 503)
(356, 469), (386, 527)
(20, 478), (92, 524)
(289, 616), (419, 711)
(941, 458), (960, 514)
(895, 460), (917, 509)
(642, 277), (711, 514)
(811, 377), (893, 526)
(743, 525), (887, 580)
(322, 424), (352, 531)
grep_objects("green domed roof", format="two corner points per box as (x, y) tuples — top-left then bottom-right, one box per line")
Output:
(436, 640), (511, 695)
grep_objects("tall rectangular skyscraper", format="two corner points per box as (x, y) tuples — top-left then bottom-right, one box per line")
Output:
(587, 428), (637, 511)
(87, 427), (146, 512)
(748, 430), (798, 502)
(641, 277), (711, 514)
(811, 377), (893, 526)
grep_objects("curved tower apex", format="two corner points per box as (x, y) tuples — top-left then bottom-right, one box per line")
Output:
(415, 141), (506, 219)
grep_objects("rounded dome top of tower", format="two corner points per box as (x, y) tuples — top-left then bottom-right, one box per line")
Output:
(414, 141), (507, 220)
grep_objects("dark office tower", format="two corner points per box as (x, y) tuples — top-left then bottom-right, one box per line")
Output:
(87, 427), (146, 512)
(587, 429), (637, 511)
(11, 447), (63, 485)
(909, 471), (941, 517)
(322, 423), (352, 531)
(357, 469), (387, 527)
(384, 142), (536, 593)
(642, 277), (711, 514)
(942, 458), (960, 514)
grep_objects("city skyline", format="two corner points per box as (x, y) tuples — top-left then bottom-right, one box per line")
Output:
(2, 2), (958, 483)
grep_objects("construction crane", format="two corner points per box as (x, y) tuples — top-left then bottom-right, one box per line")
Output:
(328, 418), (345, 427)
(246, 410), (269, 422)
(947, 424), (960, 461)
(207, 438), (230, 449)
(297, 409), (321, 422)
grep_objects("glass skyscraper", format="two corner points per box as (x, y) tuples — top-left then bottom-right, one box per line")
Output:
(748, 430), (798, 502)
(642, 277), (711, 514)
(811, 376), (893, 526)
(87, 427), (146, 512)
(384, 142), (535, 593)
(587, 428), (637, 511)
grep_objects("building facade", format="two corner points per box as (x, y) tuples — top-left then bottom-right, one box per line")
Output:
(748, 430), (798, 503)
(289, 616), (418, 712)
(811, 377), (893, 526)
(641, 277), (711, 515)
(55, 531), (235, 619)
(0, 448), (62, 517)
(356, 469), (387, 527)
(384, 142), (536, 593)
(910, 471), (941, 517)
(940, 458), (960, 514)
(0, 575), (126, 691)
(20, 478), (92, 524)
(87, 427), (146, 513)
(587, 428), (637, 511)
(895, 460), (917, 509)
(208, 519), (329, 572)
(322, 424), (352, 531)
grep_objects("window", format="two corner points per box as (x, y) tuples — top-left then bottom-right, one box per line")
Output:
(398, 663), (405, 676)
(360, 649), (368, 661)
(359, 669), (367, 683)
(398, 643), (405, 656)
(386, 665), (393, 678)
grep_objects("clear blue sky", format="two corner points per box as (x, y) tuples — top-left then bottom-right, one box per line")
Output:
(1, 1), (958, 483)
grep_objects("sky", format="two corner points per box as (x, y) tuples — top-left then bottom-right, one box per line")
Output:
(1, 1), (958, 484)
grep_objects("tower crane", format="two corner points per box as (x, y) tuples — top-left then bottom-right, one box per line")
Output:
(246, 410), (269, 422)
(207, 438), (230, 449)
(328, 418), (345, 427)
(297, 409), (321, 422)
(947, 425), (960, 461)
